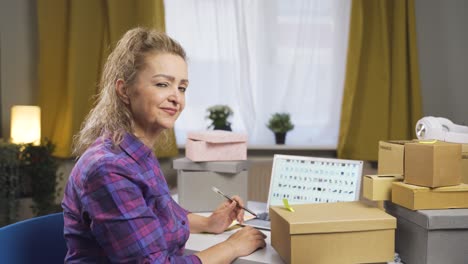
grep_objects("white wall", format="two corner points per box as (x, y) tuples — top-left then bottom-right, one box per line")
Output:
(415, 0), (468, 125)
(0, 0), (38, 139)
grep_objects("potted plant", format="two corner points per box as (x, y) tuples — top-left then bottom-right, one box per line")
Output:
(0, 141), (21, 226)
(21, 139), (61, 216)
(267, 113), (294, 144)
(206, 105), (233, 131)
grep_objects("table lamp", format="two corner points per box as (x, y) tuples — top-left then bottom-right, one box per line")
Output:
(10, 105), (41, 145)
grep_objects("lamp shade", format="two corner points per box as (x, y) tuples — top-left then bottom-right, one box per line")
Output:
(10, 105), (41, 145)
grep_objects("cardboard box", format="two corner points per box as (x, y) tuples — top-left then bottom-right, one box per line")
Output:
(385, 201), (468, 264)
(378, 140), (413, 175)
(173, 158), (248, 212)
(404, 141), (461, 187)
(185, 130), (247, 162)
(462, 144), (468, 183)
(391, 182), (468, 210)
(363, 174), (403, 201)
(270, 202), (396, 264)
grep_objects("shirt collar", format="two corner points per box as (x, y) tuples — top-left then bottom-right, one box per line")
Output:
(119, 132), (154, 164)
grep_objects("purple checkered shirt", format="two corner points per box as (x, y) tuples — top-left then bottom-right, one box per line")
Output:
(62, 132), (201, 264)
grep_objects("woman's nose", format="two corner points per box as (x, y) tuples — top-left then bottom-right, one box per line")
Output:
(168, 88), (181, 104)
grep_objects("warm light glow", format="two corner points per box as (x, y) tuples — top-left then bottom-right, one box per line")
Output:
(10, 105), (41, 145)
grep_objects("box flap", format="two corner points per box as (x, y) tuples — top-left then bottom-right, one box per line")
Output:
(365, 174), (404, 181)
(385, 201), (468, 230)
(187, 130), (247, 143)
(270, 202), (396, 235)
(392, 182), (468, 210)
(392, 182), (429, 192)
(383, 140), (414, 145)
(432, 184), (468, 192)
(407, 140), (461, 148)
(172, 157), (249, 173)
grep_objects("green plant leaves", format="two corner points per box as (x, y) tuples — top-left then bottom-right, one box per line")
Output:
(267, 112), (294, 133)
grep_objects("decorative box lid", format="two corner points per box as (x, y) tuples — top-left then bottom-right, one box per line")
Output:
(173, 157), (249, 173)
(385, 201), (468, 230)
(187, 130), (247, 144)
(270, 202), (396, 235)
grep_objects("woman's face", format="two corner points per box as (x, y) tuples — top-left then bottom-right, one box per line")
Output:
(125, 52), (188, 140)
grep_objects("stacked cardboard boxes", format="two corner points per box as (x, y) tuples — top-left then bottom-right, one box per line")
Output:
(391, 141), (467, 210)
(362, 141), (409, 202)
(368, 140), (468, 264)
(364, 140), (468, 207)
(174, 131), (249, 212)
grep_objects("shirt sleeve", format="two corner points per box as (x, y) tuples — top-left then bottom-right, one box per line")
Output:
(81, 162), (201, 264)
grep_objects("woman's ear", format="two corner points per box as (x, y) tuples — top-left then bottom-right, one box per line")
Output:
(115, 79), (130, 104)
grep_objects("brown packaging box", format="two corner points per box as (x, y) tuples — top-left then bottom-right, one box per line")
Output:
(378, 140), (413, 175)
(363, 174), (404, 201)
(391, 181), (468, 210)
(270, 202), (396, 264)
(404, 141), (461, 187)
(462, 144), (468, 183)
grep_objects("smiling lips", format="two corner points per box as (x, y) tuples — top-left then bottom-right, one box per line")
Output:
(161, 107), (178, 116)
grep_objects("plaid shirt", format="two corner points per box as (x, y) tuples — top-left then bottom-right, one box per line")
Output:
(62, 133), (201, 264)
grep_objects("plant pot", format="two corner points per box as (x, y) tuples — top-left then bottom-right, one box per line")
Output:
(275, 132), (286, 145)
(214, 124), (232, 131)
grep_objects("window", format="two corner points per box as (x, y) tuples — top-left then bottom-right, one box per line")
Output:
(165, 0), (351, 148)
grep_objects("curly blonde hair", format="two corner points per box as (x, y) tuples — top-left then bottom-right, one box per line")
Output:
(73, 27), (186, 156)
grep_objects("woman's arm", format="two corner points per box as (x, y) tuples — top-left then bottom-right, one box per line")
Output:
(187, 213), (210, 233)
(188, 196), (245, 234)
(187, 196), (266, 263)
(195, 226), (266, 263)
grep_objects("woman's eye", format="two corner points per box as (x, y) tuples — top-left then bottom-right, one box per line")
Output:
(156, 83), (168, 88)
(178, 87), (187, 93)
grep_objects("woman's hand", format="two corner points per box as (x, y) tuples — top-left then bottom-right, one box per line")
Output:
(226, 226), (267, 257)
(195, 226), (267, 263)
(207, 195), (245, 234)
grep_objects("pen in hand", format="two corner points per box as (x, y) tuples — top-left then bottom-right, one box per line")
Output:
(211, 186), (258, 217)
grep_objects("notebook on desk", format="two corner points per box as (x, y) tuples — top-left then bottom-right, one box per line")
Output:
(242, 154), (364, 230)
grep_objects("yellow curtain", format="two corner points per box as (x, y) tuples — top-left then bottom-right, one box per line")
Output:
(337, 0), (422, 161)
(37, 0), (178, 158)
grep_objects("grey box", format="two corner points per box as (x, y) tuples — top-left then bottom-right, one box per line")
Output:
(174, 158), (248, 212)
(385, 201), (468, 264)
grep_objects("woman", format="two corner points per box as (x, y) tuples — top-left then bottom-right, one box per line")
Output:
(62, 27), (266, 263)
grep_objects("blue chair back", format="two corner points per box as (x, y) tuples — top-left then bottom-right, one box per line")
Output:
(0, 212), (67, 264)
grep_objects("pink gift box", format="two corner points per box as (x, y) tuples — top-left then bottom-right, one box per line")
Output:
(186, 130), (247, 162)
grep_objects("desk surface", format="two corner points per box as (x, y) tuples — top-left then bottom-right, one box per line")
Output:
(184, 201), (285, 264)
(183, 201), (400, 264)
